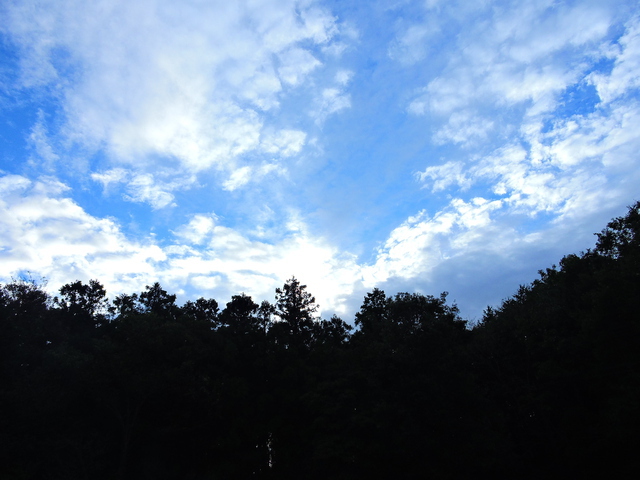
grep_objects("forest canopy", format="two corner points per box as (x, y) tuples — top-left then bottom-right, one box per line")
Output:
(1, 202), (639, 479)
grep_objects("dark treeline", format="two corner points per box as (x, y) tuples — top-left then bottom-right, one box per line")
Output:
(1, 203), (639, 479)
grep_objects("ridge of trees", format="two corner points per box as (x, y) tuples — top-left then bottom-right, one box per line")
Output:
(0, 202), (639, 479)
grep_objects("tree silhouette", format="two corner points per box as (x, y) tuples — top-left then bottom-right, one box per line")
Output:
(139, 282), (177, 318)
(274, 277), (318, 328)
(1, 203), (639, 479)
(181, 297), (219, 327)
(270, 277), (318, 350)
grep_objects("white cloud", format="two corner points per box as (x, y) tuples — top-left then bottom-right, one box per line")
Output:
(395, 1), (640, 313)
(190, 275), (222, 291)
(222, 166), (253, 192)
(362, 197), (504, 287)
(260, 129), (307, 156)
(433, 111), (494, 147)
(403, 1), (640, 249)
(418, 96), (640, 217)
(296, 5), (339, 44)
(404, 101), (640, 306)
(172, 214), (217, 245)
(388, 23), (435, 65)
(312, 87), (351, 124)
(0, 174), (166, 293)
(491, 1), (611, 63)
(473, 143), (608, 215)
(589, 15), (640, 103)
(404, 0), (617, 124)
(2, 0), (344, 184)
(91, 169), (196, 209)
(91, 168), (128, 190)
(334, 69), (353, 85)
(222, 162), (284, 191)
(0, 174), (32, 194)
(417, 161), (471, 192)
(408, 75), (472, 116)
(278, 47), (321, 86)
(172, 227), (363, 315)
(3, 0), (639, 323)
(0, 174), (363, 315)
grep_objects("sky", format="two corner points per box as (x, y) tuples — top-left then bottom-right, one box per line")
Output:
(1, 0), (639, 322)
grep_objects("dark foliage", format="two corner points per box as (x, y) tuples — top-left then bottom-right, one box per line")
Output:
(0, 202), (639, 478)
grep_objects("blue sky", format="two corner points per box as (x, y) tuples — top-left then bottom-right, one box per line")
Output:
(1, 0), (639, 321)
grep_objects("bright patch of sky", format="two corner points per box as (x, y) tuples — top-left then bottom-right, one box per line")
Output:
(1, 0), (639, 321)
